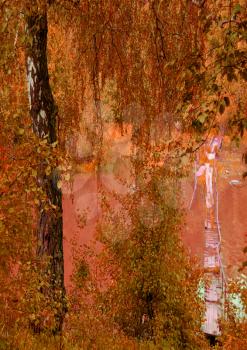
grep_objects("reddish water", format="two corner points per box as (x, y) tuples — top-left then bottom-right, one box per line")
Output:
(63, 141), (247, 288)
(183, 147), (247, 278)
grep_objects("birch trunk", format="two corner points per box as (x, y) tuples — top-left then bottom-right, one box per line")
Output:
(25, 8), (66, 333)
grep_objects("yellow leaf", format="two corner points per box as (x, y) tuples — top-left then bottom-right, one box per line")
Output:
(64, 173), (70, 181)
(18, 128), (24, 135)
(57, 180), (62, 189)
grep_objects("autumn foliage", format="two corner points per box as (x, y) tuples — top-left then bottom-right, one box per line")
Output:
(0, 0), (246, 349)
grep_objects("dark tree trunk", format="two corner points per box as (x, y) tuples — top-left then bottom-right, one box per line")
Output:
(25, 8), (66, 333)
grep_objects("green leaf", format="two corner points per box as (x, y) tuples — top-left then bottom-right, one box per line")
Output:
(233, 4), (241, 16)
(198, 113), (207, 124)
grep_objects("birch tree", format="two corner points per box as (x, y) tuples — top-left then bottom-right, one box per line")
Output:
(25, 1), (66, 333)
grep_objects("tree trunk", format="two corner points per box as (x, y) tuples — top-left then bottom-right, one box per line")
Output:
(25, 7), (66, 333)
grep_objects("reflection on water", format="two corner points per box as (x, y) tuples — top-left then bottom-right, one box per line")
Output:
(63, 129), (247, 288)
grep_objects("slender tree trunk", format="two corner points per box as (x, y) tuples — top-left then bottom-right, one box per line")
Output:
(25, 6), (66, 333)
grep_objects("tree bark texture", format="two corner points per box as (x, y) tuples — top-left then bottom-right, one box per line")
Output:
(25, 9), (66, 333)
